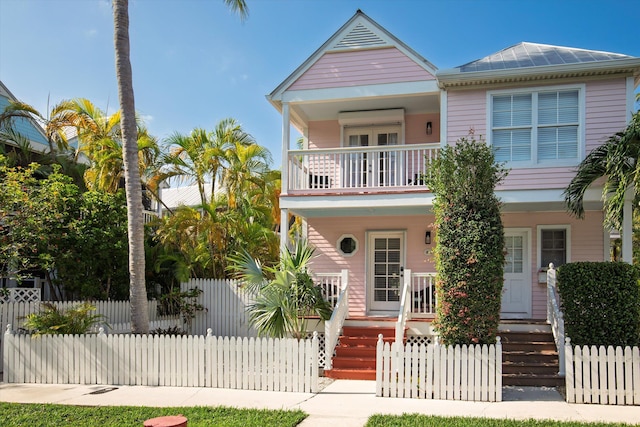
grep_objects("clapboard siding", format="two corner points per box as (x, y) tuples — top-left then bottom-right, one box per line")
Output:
(446, 89), (487, 143)
(289, 48), (435, 90)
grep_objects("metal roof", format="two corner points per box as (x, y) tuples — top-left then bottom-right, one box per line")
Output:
(459, 42), (635, 73)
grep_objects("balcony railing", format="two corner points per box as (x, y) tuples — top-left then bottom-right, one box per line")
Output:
(287, 143), (439, 193)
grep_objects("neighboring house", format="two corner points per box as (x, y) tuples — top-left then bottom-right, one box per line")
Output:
(267, 11), (640, 380)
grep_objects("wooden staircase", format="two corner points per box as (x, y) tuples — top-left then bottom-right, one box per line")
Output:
(501, 326), (564, 387)
(324, 325), (395, 380)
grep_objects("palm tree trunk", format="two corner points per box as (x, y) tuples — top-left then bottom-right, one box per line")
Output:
(112, 0), (149, 333)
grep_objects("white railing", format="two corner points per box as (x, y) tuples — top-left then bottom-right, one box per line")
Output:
(143, 209), (159, 223)
(565, 338), (640, 405)
(315, 272), (345, 310)
(546, 263), (565, 375)
(411, 272), (437, 315)
(395, 269), (412, 346)
(376, 337), (502, 401)
(3, 325), (319, 393)
(288, 143), (439, 192)
(324, 270), (349, 370)
(0, 288), (40, 303)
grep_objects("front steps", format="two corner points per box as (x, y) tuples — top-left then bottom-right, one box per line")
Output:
(324, 325), (395, 380)
(500, 325), (564, 387)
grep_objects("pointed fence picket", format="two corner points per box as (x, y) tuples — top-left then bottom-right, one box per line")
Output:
(565, 338), (640, 405)
(3, 325), (319, 393)
(376, 336), (502, 402)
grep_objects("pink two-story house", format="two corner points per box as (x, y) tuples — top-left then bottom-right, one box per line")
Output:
(267, 11), (640, 381)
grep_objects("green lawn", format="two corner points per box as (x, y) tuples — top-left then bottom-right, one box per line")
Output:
(366, 414), (634, 427)
(0, 402), (306, 427)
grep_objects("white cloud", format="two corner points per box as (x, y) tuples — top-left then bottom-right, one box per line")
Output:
(84, 29), (98, 38)
(140, 114), (154, 124)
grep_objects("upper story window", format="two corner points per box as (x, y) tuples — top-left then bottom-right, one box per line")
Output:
(489, 86), (583, 167)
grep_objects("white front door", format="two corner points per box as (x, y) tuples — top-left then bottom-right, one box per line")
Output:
(501, 229), (532, 318)
(368, 231), (405, 312)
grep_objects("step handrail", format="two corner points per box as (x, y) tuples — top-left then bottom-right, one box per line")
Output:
(546, 263), (565, 376)
(324, 269), (349, 370)
(395, 269), (412, 346)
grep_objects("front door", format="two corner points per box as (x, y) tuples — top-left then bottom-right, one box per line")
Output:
(368, 231), (405, 312)
(501, 229), (532, 318)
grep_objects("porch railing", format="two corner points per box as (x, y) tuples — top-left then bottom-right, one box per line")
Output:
(411, 272), (437, 315)
(288, 143), (439, 192)
(324, 270), (349, 370)
(546, 263), (565, 375)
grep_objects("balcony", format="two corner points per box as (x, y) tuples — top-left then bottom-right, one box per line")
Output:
(287, 143), (439, 194)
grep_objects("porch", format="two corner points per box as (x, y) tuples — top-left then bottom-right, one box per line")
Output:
(286, 143), (439, 194)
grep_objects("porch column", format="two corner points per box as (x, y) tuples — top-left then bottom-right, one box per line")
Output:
(621, 186), (634, 263)
(281, 102), (290, 196)
(280, 207), (289, 256)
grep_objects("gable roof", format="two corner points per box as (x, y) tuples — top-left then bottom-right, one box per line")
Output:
(437, 42), (640, 88)
(268, 10), (438, 103)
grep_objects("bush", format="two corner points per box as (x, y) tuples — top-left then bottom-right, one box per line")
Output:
(22, 302), (106, 335)
(425, 136), (507, 345)
(557, 262), (640, 346)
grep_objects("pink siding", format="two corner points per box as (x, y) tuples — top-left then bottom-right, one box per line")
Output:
(308, 210), (605, 319)
(308, 215), (436, 317)
(289, 48), (435, 91)
(503, 211), (605, 319)
(307, 113), (440, 150)
(308, 120), (340, 149)
(405, 113), (440, 145)
(447, 78), (629, 191)
(446, 89), (487, 143)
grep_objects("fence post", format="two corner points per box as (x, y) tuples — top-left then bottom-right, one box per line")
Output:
(376, 334), (383, 396)
(4, 324), (14, 383)
(565, 337), (574, 403)
(495, 336), (502, 402)
(311, 331), (319, 393)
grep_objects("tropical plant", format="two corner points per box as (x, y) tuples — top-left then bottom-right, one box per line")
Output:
(564, 111), (640, 230)
(158, 287), (205, 333)
(229, 241), (332, 339)
(111, 0), (248, 333)
(22, 302), (106, 335)
(425, 136), (507, 345)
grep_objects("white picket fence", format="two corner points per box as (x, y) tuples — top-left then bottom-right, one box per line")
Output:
(3, 326), (319, 392)
(182, 279), (257, 337)
(0, 300), (165, 373)
(376, 337), (502, 402)
(565, 339), (640, 405)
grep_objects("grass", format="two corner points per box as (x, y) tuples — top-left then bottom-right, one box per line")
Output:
(365, 415), (635, 427)
(0, 402), (306, 427)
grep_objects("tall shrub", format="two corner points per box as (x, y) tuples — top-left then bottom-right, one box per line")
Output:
(557, 262), (640, 346)
(425, 136), (508, 345)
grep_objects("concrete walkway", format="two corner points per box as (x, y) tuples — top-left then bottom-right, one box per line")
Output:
(1, 380), (640, 426)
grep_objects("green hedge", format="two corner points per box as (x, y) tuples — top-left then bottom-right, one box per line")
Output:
(557, 261), (640, 346)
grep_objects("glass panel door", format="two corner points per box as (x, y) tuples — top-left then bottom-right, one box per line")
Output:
(346, 133), (369, 188)
(376, 131), (399, 186)
(369, 231), (404, 312)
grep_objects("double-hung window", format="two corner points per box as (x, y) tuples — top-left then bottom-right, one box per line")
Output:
(490, 86), (582, 166)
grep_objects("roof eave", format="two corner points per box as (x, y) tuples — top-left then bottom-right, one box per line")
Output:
(436, 58), (640, 89)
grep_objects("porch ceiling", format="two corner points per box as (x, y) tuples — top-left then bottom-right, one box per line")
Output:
(288, 91), (440, 129)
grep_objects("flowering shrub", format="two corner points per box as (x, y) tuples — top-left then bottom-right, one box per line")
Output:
(425, 136), (507, 345)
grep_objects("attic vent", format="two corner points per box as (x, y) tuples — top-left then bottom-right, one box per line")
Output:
(333, 23), (388, 49)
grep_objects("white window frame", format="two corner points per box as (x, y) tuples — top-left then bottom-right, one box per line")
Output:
(337, 234), (359, 257)
(487, 84), (586, 168)
(537, 225), (571, 270)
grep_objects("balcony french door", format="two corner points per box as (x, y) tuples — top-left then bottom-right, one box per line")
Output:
(345, 126), (399, 188)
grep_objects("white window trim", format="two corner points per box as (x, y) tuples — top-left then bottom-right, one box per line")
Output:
(486, 84), (586, 168)
(337, 234), (359, 257)
(537, 224), (571, 270)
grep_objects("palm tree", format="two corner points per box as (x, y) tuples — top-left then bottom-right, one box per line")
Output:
(564, 111), (640, 230)
(223, 140), (271, 208)
(112, 0), (248, 333)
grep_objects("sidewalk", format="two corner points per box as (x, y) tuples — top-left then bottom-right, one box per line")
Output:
(1, 380), (640, 426)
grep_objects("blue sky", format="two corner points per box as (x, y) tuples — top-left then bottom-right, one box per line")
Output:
(1, 0), (638, 167)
